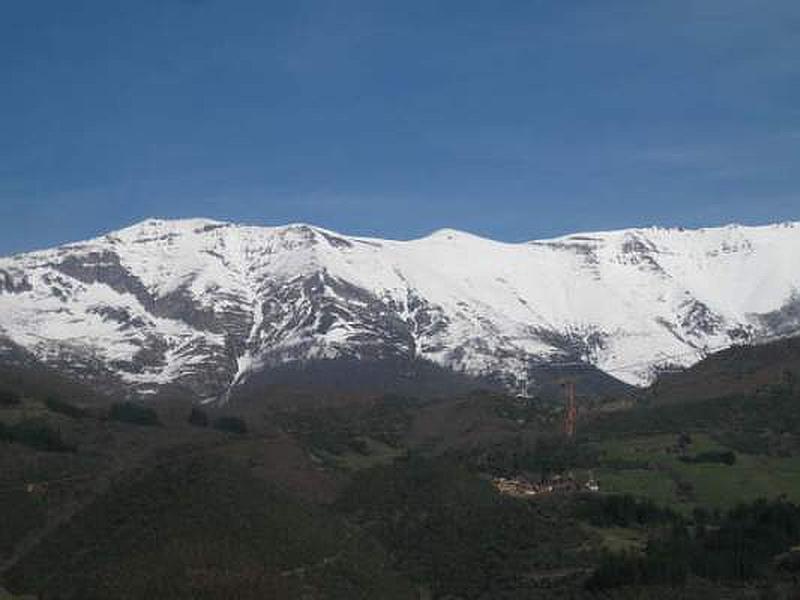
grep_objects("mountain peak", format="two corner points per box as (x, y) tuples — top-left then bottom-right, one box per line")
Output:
(422, 228), (496, 244)
(1, 218), (799, 401)
(115, 217), (230, 233)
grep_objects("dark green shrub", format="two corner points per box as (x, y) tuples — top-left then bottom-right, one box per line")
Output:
(679, 450), (736, 465)
(348, 437), (370, 455)
(187, 407), (209, 428)
(212, 416), (247, 434)
(45, 396), (86, 419)
(0, 387), (21, 406)
(109, 402), (159, 426)
(0, 421), (10, 442)
(0, 419), (75, 452)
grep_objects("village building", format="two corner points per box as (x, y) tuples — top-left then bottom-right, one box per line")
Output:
(491, 474), (600, 498)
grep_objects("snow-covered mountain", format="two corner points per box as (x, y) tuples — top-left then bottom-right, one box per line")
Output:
(1, 218), (799, 401)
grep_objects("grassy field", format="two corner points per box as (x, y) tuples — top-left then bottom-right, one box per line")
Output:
(590, 432), (800, 511)
(315, 436), (406, 472)
(593, 469), (680, 507)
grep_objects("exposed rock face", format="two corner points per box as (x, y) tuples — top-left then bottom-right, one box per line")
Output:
(755, 293), (800, 338)
(0, 218), (799, 401)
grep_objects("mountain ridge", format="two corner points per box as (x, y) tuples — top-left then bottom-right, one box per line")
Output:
(1, 218), (799, 402)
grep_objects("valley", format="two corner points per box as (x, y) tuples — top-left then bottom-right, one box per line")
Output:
(1, 337), (800, 597)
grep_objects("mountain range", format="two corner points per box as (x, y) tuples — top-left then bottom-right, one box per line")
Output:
(1, 218), (798, 402)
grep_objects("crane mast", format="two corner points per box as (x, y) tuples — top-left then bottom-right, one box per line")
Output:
(562, 380), (577, 438)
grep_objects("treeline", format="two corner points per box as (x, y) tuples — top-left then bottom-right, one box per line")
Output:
(466, 433), (598, 477)
(109, 401), (160, 426)
(45, 396), (87, 418)
(679, 450), (736, 465)
(187, 407), (248, 433)
(590, 384), (800, 457)
(576, 493), (681, 528)
(587, 498), (800, 590)
(273, 396), (416, 456)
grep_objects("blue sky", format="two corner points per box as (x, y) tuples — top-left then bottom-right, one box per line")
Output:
(1, 0), (799, 254)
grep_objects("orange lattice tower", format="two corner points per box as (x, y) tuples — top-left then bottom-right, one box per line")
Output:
(561, 380), (577, 437)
